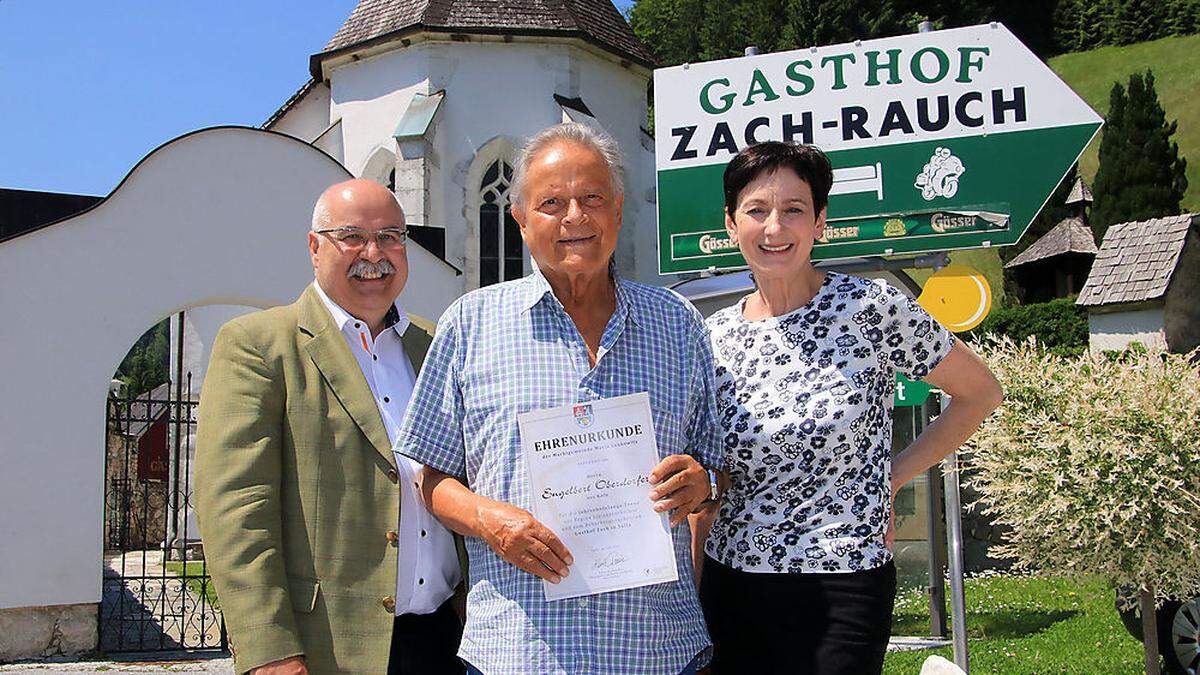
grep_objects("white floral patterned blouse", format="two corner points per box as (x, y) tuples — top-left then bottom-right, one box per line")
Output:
(704, 273), (953, 574)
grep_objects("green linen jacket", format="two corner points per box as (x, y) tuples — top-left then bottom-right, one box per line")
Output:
(195, 285), (439, 674)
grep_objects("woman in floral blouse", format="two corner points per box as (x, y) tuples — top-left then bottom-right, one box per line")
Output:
(692, 142), (1002, 674)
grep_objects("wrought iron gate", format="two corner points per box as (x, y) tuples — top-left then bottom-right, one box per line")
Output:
(100, 373), (227, 653)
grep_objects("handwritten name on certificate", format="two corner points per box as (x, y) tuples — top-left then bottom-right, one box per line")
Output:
(518, 391), (679, 601)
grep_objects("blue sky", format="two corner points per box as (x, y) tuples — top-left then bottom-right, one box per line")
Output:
(0, 1), (635, 196)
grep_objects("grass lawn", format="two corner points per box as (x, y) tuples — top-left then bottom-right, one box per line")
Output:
(164, 560), (220, 609)
(884, 573), (1143, 674)
(1049, 33), (1200, 213)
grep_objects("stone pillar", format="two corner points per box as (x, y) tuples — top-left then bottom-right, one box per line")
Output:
(395, 138), (431, 228)
(0, 603), (97, 661)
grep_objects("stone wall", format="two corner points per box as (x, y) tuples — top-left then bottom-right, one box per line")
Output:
(104, 429), (168, 551)
(0, 603), (96, 662)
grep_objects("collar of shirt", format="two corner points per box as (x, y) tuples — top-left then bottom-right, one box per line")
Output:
(516, 266), (642, 328)
(312, 280), (411, 338)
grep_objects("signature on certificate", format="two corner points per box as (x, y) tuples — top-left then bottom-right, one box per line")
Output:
(594, 551), (629, 570)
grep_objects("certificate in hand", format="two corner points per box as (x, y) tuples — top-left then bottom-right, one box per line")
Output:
(518, 391), (678, 601)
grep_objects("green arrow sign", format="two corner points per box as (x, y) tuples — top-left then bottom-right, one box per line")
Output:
(894, 374), (934, 407)
(653, 24), (1103, 274)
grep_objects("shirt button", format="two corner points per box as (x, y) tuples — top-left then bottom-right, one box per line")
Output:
(385, 530), (399, 544)
(383, 396), (390, 403)
(373, 355), (378, 361)
(355, 322), (361, 329)
(421, 529), (427, 538)
(387, 469), (399, 483)
(418, 578), (425, 585)
(414, 481), (420, 490)
(382, 596), (396, 612)
(577, 598), (588, 608)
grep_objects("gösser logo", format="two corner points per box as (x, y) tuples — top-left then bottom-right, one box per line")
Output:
(698, 234), (739, 255)
(573, 404), (594, 428)
(930, 212), (978, 233)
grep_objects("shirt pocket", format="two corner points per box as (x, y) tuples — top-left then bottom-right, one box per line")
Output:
(651, 408), (687, 459)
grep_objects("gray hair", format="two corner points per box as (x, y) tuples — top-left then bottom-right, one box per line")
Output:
(511, 122), (624, 207)
(311, 199), (332, 231)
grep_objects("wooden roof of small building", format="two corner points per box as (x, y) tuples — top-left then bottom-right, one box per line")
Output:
(1076, 213), (1196, 307)
(1065, 176), (1093, 205)
(1005, 216), (1098, 269)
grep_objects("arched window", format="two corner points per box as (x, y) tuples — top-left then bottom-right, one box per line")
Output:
(478, 160), (522, 287)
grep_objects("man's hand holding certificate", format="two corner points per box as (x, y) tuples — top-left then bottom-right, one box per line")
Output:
(517, 392), (708, 600)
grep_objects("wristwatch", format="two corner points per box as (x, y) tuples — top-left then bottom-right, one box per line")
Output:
(702, 467), (720, 504)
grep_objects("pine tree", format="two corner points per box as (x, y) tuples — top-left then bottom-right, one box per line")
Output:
(1090, 70), (1189, 241)
(1165, 0), (1200, 36)
(117, 320), (171, 397)
(1109, 0), (1166, 45)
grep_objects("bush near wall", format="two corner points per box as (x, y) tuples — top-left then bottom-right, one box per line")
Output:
(967, 297), (1089, 357)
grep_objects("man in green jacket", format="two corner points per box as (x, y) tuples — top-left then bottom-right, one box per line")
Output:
(196, 179), (464, 675)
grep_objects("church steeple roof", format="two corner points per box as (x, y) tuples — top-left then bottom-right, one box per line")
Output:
(312, 0), (655, 77)
(1065, 176), (1093, 205)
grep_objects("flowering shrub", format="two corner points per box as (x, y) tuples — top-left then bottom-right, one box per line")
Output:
(963, 337), (1200, 603)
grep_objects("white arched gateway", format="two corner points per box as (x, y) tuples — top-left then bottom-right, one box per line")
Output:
(0, 127), (461, 654)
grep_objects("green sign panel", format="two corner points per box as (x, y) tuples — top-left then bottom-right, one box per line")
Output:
(894, 374), (934, 407)
(652, 24), (1103, 274)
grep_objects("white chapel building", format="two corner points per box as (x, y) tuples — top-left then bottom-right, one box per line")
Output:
(266, 0), (665, 300)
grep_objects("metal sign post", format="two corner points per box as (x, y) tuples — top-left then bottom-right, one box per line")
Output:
(942, 430), (971, 672)
(651, 23), (1101, 274)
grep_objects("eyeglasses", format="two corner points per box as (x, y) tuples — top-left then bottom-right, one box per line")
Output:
(314, 226), (408, 250)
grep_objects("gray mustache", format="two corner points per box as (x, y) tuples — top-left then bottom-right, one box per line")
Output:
(347, 258), (395, 279)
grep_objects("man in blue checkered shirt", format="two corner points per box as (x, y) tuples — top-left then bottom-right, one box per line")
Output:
(396, 122), (726, 675)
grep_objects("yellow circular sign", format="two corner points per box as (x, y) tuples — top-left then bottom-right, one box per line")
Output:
(917, 264), (993, 332)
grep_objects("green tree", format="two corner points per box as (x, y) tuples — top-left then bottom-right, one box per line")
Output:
(1165, 0), (1200, 35)
(116, 320), (170, 397)
(1090, 70), (1189, 241)
(966, 338), (1200, 674)
(627, 0), (705, 67)
(629, 0), (1063, 66)
(1111, 0), (1169, 45)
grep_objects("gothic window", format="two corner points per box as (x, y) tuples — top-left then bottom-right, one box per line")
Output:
(479, 160), (521, 287)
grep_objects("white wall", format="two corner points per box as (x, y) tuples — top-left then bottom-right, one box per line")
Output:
(1, 128), (370, 609)
(269, 82), (332, 142)
(326, 39), (667, 288)
(1087, 305), (1168, 352)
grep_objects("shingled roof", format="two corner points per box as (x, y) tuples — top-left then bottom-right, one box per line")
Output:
(1005, 216), (1097, 269)
(313, 0), (654, 77)
(1065, 176), (1093, 205)
(1077, 213), (1197, 307)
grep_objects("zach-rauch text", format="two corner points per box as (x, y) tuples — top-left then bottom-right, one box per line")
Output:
(669, 45), (1029, 160)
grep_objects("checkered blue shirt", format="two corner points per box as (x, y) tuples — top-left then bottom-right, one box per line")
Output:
(397, 270), (723, 675)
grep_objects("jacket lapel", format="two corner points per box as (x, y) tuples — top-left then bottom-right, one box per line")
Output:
(297, 285), (396, 468)
(400, 321), (433, 374)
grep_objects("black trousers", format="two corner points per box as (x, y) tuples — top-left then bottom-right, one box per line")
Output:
(700, 555), (896, 675)
(387, 599), (465, 675)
